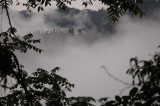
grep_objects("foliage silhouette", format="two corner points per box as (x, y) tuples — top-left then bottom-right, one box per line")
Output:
(0, 0), (148, 106)
(99, 53), (160, 106)
(21, 0), (145, 23)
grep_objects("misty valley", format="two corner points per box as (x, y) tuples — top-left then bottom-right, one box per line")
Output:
(0, 0), (160, 105)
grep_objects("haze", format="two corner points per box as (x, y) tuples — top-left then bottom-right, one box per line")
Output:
(1, 0), (160, 105)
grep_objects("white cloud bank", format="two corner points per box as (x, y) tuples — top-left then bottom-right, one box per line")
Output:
(17, 13), (160, 101)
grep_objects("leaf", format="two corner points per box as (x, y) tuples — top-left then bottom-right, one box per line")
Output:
(45, 1), (48, 6)
(129, 87), (138, 97)
(41, 0), (45, 4)
(82, 2), (87, 7)
(105, 100), (116, 105)
(38, 6), (41, 12)
(135, 102), (143, 106)
(115, 95), (121, 103)
(134, 70), (139, 76)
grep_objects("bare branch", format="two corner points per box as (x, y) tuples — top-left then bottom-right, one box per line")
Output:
(101, 65), (131, 85)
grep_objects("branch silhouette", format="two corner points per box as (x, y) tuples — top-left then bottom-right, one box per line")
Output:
(101, 65), (141, 95)
(101, 65), (131, 85)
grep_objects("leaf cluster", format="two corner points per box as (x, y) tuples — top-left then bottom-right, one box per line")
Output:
(1, 0), (145, 23)
(23, 0), (73, 12)
(0, 67), (95, 106)
(98, 0), (145, 23)
(0, 28), (42, 53)
(99, 53), (160, 106)
(0, 27), (43, 88)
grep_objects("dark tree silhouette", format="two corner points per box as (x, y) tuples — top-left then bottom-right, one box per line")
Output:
(99, 53), (160, 106)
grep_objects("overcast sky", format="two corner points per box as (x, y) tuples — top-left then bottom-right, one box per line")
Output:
(1, 0), (160, 105)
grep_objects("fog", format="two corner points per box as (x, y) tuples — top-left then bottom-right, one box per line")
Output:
(1, 0), (160, 105)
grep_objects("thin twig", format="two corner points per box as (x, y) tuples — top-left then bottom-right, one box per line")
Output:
(3, 1), (33, 105)
(4, 0), (16, 37)
(11, 69), (33, 106)
(119, 85), (133, 95)
(4, 0), (13, 29)
(101, 65), (141, 95)
(101, 65), (131, 85)
(0, 7), (3, 33)
(11, 52), (34, 106)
